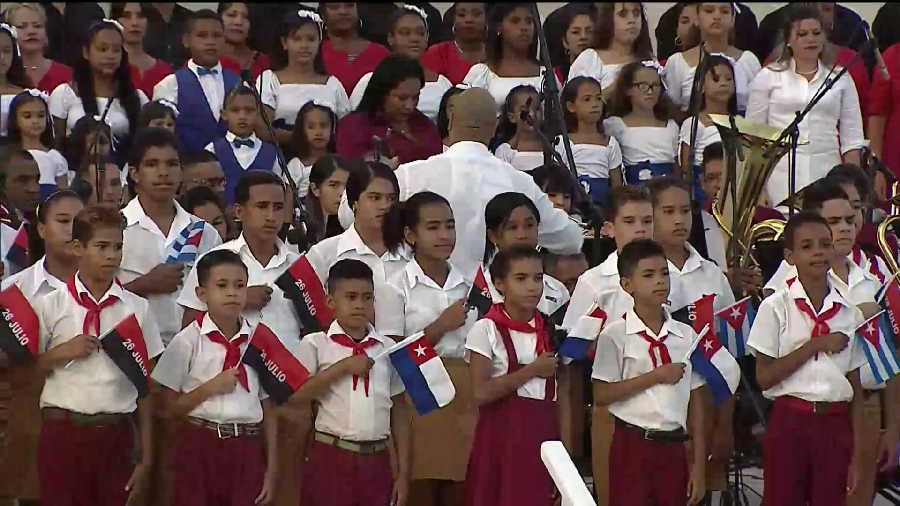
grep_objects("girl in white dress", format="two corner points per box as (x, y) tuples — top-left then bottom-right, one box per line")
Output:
(350, 5), (451, 123)
(258, 10), (351, 146)
(567, 2), (655, 91)
(8, 89), (68, 198)
(285, 102), (337, 198)
(0, 23), (28, 143)
(559, 76), (623, 206)
(463, 4), (558, 110)
(663, 3), (761, 114)
(493, 85), (545, 173)
(604, 61), (680, 185)
(746, 5), (864, 210)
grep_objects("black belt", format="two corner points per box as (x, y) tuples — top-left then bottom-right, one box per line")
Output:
(614, 417), (689, 442)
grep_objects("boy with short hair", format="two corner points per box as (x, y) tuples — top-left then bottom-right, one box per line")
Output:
(748, 212), (867, 506)
(152, 249), (277, 505)
(592, 238), (707, 506)
(180, 150), (226, 198)
(1, 150), (41, 278)
(293, 259), (409, 506)
(32, 205), (164, 505)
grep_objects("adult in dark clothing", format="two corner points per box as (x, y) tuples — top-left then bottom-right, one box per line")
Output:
(247, 3), (314, 54)
(542, 3), (582, 70)
(43, 2), (105, 67)
(655, 2), (758, 62)
(144, 3), (193, 68)
(872, 1), (900, 52)
(753, 3), (868, 65)
(357, 2), (449, 48)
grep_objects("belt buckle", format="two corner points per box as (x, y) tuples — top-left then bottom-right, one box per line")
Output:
(642, 428), (654, 440)
(812, 401), (823, 414)
(216, 423), (238, 439)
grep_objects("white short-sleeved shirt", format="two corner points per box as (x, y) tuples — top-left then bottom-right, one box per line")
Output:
(380, 259), (476, 358)
(35, 274), (164, 414)
(48, 83), (149, 137)
(462, 63), (558, 110)
(154, 59), (227, 121)
(152, 313), (267, 424)
(27, 149), (68, 186)
(555, 136), (623, 179)
(178, 234), (302, 346)
(566, 49), (626, 90)
(120, 198), (222, 344)
(204, 132), (280, 172)
(663, 51), (762, 112)
(257, 71), (351, 125)
(603, 116), (679, 166)
(465, 316), (557, 401)
(667, 244), (735, 312)
(295, 321), (404, 441)
(285, 157), (312, 198)
(350, 72), (451, 123)
(747, 279), (866, 402)
(1, 94), (16, 137)
(592, 310), (706, 431)
(851, 246), (890, 285)
(0, 221), (18, 280)
(493, 143), (545, 172)
(678, 119), (721, 166)
(1, 256), (67, 299)
(562, 252), (633, 331)
(305, 225), (410, 334)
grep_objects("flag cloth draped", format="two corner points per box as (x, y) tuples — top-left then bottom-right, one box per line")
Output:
(164, 220), (207, 265)
(242, 322), (310, 404)
(275, 256), (334, 333)
(0, 284), (40, 364)
(714, 296), (756, 358)
(385, 332), (455, 416)
(100, 314), (151, 397)
(855, 311), (900, 385)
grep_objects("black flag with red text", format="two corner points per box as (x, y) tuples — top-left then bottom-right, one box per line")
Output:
(100, 314), (151, 398)
(276, 256), (334, 334)
(242, 322), (310, 404)
(0, 284), (40, 364)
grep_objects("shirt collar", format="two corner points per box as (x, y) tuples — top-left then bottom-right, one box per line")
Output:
(787, 276), (844, 314)
(444, 140), (492, 157)
(188, 59), (223, 76)
(123, 197), (192, 237)
(73, 271), (125, 305)
(198, 312), (251, 342)
(225, 131), (259, 145)
(232, 233), (293, 270)
(598, 251), (619, 276)
(624, 309), (684, 339)
(675, 243), (705, 275)
(337, 225), (410, 261)
(325, 320), (387, 346)
(832, 256), (880, 289)
(25, 256), (66, 298)
(405, 258), (467, 291)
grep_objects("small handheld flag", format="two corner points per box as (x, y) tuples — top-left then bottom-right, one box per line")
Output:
(100, 314), (151, 398)
(164, 220), (207, 265)
(384, 332), (455, 416)
(242, 322), (310, 404)
(855, 311), (900, 385)
(5, 223), (30, 272)
(275, 256), (334, 333)
(672, 293), (716, 335)
(559, 306), (608, 361)
(877, 274), (900, 343)
(687, 324), (741, 405)
(0, 284), (40, 364)
(467, 266), (493, 318)
(714, 296), (756, 358)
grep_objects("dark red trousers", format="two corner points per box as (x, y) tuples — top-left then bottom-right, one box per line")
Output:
(172, 423), (266, 506)
(762, 401), (853, 506)
(608, 424), (688, 506)
(300, 440), (393, 506)
(38, 418), (134, 506)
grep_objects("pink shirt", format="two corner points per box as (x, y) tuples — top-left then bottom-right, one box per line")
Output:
(129, 58), (173, 99)
(37, 60), (72, 94)
(870, 43), (900, 178)
(421, 40), (478, 86)
(221, 52), (271, 81)
(335, 110), (442, 165)
(321, 39), (390, 95)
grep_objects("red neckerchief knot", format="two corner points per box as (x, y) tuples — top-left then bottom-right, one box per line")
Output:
(66, 276), (119, 336)
(330, 334), (378, 396)
(205, 330), (250, 391)
(638, 331), (672, 368)
(483, 304), (555, 399)
(793, 298), (842, 359)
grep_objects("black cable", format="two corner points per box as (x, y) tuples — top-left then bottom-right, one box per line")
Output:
(91, 97), (115, 204)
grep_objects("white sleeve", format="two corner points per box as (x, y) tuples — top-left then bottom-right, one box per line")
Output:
(746, 296), (782, 358)
(338, 192), (354, 230)
(561, 276), (598, 330)
(522, 175), (584, 255)
(153, 74), (178, 105)
(567, 49), (600, 83)
(745, 69), (773, 125)
(375, 280), (406, 337)
(150, 330), (193, 391)
(837, 73), (865, 154)
(493, 143), (515, 163)
(137, 298), (164, 358)
(48, 84), (73, 120)
(137, 90), (150, 107)
(462, 63), (491, 89)
(332, 78), (353, 119)
(464, 319), (495, 360)
(663, 54), (687, 109)
(668, 120), (680, 161)
(294, 335), (320, 374)
(49, 149), (69, 178)
(256, 70), (278, 110)
(607, 136), (623, 169)
(591, 327), (623, 382)
(349, 73), (371, 111)
(602, 116), (626, 143)
(303, 245), (332, 289)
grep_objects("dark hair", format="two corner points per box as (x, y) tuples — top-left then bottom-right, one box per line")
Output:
(561, 76), (604, 133)
(0, 149), (37, 202)
(543, 251), (587, 273)
(606, 185), (651, 221)
(701, 141), (723, 171)
(271, 10), (327, 73)
(346, 161), (403, 254)
(388, 5), (429, 38)
(698, 54), (737, 114)
(801, 180), (849, 213)
(486, 3), (539, 68)
(7, 91), (54, 148)
(72, 21), (141, 144)
(484, 191), (540, 262)
(186, 9), (224, 34)
(234, 170), (284, 205)
(304, 155), (349, 243)
(783, 211), (830, 250)
(223, 84), (258, 110)
(109, 2), (151, 20)
(436, 86), (466, 140)
(402, 191), (452, 231)
(592, 2), (653, 59)
(72, 205), (126, 243)
(774, 4), (834, 68)
(128, 127), (181, 168)
(617, 238), (665, 277)
(31, 189), (82, 260)
(64, 116), (113, 171)
(326, 258), (374, 293)
(673, 2), (701, 51)
(318, 2), (361, 35)
(196, 249), (248, 285)
(357, 54), (425, 118)
(556, 4), (595, 77)
(826, 164), (871, 204)
(182, 150), (220, 168)
(531, 163), (577, 197)
(0, 24), (30, 89)
(489, 245), (543, 281)
(137, 101), (177, 129)
(289, 102), (337, 160)
(180, 185), (225, 215)
(72, 156), (119, 205)
(609, 61), (676, 121)
(646, 176), (690, 206)
(494, 84), (540, 145)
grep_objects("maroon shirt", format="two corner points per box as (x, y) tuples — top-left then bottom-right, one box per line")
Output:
(336, 110), (442, 165)
(220, 52), (271, 81)
(37, 60), (72, 94)
(421, 40), (478, 86)
(129, 58), (173, 99)
(321, 39), (390, 95)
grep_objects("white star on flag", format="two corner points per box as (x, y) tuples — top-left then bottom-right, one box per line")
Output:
(415, 345), (427, 357)
(866, 323), (876, 336)
(730, 307), (743, 320)
(703, 339), (714, 351)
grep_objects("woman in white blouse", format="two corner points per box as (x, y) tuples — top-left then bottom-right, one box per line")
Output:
(350, 5), (451, 122)
(258, 10), (351, 146)
(664, 3), (761, 114)
(463, 4), (557, 110)
(746, 5), (864, 210)
(567, 2), (654, 92)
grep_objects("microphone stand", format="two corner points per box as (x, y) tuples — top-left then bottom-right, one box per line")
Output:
(684, 42), (707, 184)
(91, 98), (115, 204)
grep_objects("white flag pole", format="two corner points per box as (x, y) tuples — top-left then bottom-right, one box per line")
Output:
(541, 441), (596, 506)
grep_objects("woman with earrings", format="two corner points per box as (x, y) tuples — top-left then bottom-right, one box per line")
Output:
(555, 4), (595, 84)
(219, 2), (271, 80)
(0, 22), (30, 144)
(746, 4), (864, 210)
(112, 3), (173, 99)
(319, 2), (390, 95)
(2, 3), (72, 93)
(422, 2), (487, 86)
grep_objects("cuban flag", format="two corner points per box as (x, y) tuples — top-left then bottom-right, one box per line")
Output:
(856, 311), (900, 385)
(877, 274), (900, 343)
(243, 322), (310, 404)
(164, 220), (207, 265)
(467, 265), (493, 318)
(672, 293), (716, 335)
(383, 332), (455, 416)
(714, 296), (756, 358)
(0, 284), (40, 364)
(559, 306), (608, 361)
(275, 256), (334, 333)
(5, 223), (30, 272)
(100, 314), (151, 398)
(687, 325), (741, 405)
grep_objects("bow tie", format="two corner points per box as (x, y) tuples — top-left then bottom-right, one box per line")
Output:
(197, 66), (219, 76)
(233, 138), (255, 149)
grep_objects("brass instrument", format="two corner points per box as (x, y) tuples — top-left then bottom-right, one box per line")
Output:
(877, 215), (900, 278)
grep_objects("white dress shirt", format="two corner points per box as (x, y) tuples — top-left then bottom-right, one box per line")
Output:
(152, 313), (266, 424)
(679, 119), (721, 165)
(667, 243), (735, 312)
(153, 59), (227, 121)
(178, 234), (302, 346)
(747, 278), (866, 402)
(592, 309), (706, 431)
(1, 256), (68, 299)
(295, 321), (404, 441)
(746, 60), (865, 208)
(462, 63), (559, 110)
(48, 83), (149, 137)
(119, 198), (222, 344)
(204, 132), (280, 172)
(493, 143), (545, 172)
(257, 70), (352, 123)
(663, 51), (762, 112)
(35, 274), (164, 414)
(562, 252), (633, 331)
(350, 72), (452, 122)
(603, 117), (680, 166)
(566, 49), (626, 90)
(285, 157), (312, 198)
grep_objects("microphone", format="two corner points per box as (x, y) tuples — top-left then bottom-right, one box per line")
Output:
(865, 24), (890, 80)
(520, 96), (534, 125)
(241, 68), (253, 85)
(372, 135), (384, 163)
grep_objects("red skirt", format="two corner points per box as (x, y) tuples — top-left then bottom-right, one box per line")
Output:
(464, 395), (559, 506)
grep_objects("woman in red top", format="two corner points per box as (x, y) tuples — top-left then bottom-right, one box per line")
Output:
(4, 3), (71, 93)
(421, 2), (487, 85)
(112, 3), (172, 99)
(336, 54), (442, 165)
(219, 2), (271, 80)
(319, 2), (390, 95)
(870, 42), (900, 179)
